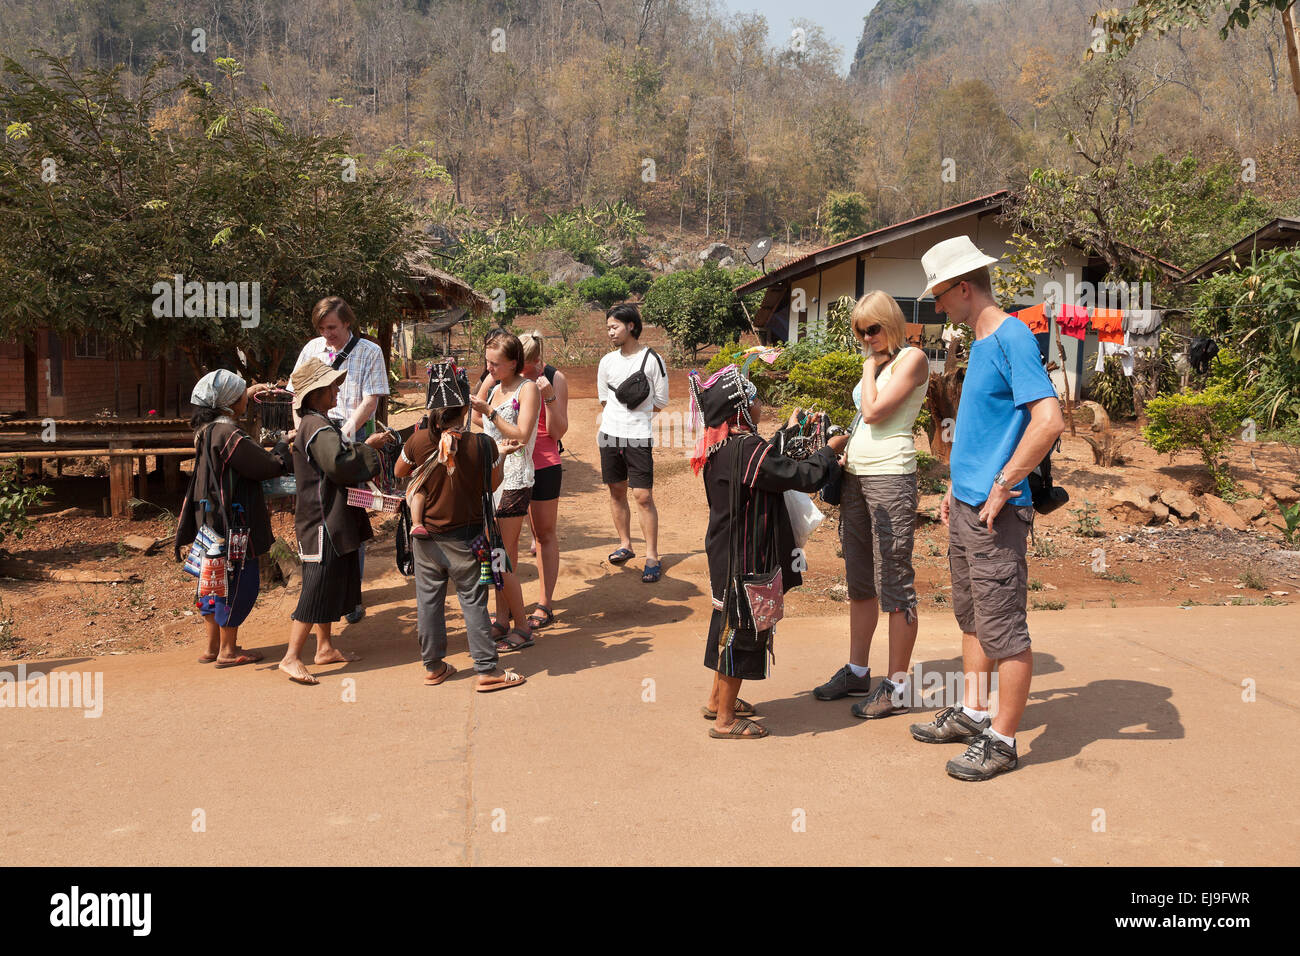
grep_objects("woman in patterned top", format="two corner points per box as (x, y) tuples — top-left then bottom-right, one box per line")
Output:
(470, 333), (539, 653)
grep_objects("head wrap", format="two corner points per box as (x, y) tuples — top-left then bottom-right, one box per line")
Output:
(191, 369), (246, 415)
(424, 360), (471, 474)
(688, 364), (758, 476)
(426, 360), (470, 411)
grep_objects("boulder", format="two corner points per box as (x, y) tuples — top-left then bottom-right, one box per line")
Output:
(536, 249), (594, 285)
(668, 255), (694, 272)
(1108, 487), (1159, 525)
(718, 256), (736, 268)
(1267, 482), (1300, 505)
(1158, 488), (1199, 520)
(698, 241), (735, 263)
(121, 534), (159, 554)
(1238, 478), (1265, 497)
(1232, 497), (1265, 522)
(1199, 494), (1248, 531)
(1149, 500), (1170, 523)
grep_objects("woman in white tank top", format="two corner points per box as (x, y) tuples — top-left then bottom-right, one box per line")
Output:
(811, 291), (931, 719)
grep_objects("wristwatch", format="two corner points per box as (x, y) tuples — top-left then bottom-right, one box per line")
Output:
(488, 407), (499, 421)
(993, 469), (1010, 488)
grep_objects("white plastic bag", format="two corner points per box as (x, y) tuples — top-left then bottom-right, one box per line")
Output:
(784, 490), (825, 549)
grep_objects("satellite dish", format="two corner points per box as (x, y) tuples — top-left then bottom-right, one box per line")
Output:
(743, 238), (769, 267)
(745, 236), (773, 270)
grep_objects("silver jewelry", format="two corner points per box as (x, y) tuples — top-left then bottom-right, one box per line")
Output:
(993, 470), (1009, 488)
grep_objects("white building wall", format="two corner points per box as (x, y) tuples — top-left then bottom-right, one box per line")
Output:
(781, 210), (1099, 399)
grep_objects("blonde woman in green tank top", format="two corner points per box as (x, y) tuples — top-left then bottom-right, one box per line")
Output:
(812, 291), (932, 719)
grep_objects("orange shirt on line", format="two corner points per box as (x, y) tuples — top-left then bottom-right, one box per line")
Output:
(1016, 303), (1049, 334)
(1092, 308), (1125, 344)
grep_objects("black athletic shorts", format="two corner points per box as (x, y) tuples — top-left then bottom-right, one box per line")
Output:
(597, 432), (654, 489)
(532, 464), (563, 502)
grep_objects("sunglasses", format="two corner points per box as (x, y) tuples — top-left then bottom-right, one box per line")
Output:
(856, 324), (883, 337)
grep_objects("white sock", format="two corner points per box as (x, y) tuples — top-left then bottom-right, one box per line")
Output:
(961, 705), (989, 722)
(847, 662), (869, 678)
(891, 678), (910, 704)
(987, 727), (1015, 747)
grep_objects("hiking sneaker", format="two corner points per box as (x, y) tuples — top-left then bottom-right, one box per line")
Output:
(945, 731), (1018, 781)
(909, 706), (991, 744)
(813, 665), (872, 700)
(851, 678), (909, 719)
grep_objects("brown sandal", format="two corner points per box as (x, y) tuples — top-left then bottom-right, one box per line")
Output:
(476, 670), (526, 693)
(424, 662), (456, 685)
(709, 716), (769, 740)
(701, 698), (757, 720)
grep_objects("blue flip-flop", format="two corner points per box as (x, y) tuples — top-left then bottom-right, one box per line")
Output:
(608, 547), (635, 565)
(642, 561), (662, 583)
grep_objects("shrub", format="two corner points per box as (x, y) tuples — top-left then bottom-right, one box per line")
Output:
(822, 190), (870, 242)
(605, 264), (653, 295)
(1143, 385), (1248, 496)
(779, 352), (863, 429)
(576, 273), (630, 308)
(0, 463), (50, 550)
(473, 271), (557, 323)
(541, 292), (583, 346)
(1086, 355), (1135, 420)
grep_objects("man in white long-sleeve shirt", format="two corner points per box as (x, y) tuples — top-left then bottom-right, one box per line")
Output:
(597, 303), (669, 583)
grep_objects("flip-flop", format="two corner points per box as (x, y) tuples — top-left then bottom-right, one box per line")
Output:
(411, 525), (431, 539)
(197, 654), (218, 664)
(709, 716), (769, 740)
(495, 629), (535, 653)
(608, 547), (635, 565)
(424, 662), (457, 685)
(213, 654), (259, 669)
(526, 605), (556, 629)
(642, 561), (662, 583)
(476, 670), (527, 693)
(701, 698), (757, 720)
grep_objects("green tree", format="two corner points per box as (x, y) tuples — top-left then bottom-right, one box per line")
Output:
(822, 191), (871, 242)
(642, 262), (752, 360)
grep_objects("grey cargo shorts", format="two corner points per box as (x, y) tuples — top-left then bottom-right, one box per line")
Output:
(838, 472), (919, 620)
(948, 497), (1034, 660)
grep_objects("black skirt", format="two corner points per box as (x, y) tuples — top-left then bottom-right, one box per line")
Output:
(293, 531), (362, 624)
(703, 608), (772, 681)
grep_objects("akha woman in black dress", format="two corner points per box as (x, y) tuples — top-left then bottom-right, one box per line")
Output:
(279, 358), (386, 685)
(689, 365), (848, 739)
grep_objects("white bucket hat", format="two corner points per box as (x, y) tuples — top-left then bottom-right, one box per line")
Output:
(919, 236), (1000, 298)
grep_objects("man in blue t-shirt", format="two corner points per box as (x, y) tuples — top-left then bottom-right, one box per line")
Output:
(908, 236), (1065, 781)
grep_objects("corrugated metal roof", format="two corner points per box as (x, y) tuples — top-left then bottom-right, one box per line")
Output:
(735, 191), (1011, 296)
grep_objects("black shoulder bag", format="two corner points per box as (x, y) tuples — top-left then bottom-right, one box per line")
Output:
(613, 348), (664, 409)
(722, 438), (784, 645)
(993, 332), (1069, 515)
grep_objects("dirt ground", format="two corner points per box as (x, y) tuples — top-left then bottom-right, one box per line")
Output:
(3, 344), (1300, 866)
(2, 359), (1297, 662)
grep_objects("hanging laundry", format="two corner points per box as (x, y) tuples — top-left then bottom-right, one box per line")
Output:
(1095, 339), (1135, 377)
(1058, 303), (1089, 340)
(1015, 303), (1049, 334)
(941, 323), (967, 346)
(1123, 309), (1163, 349)
(1189, 336), (1219, 374)
(1091, 307), (1125, 344)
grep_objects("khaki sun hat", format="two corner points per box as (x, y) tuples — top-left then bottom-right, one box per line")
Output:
(919, 236), (1000, 299)
(290, 358), (347, 411)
